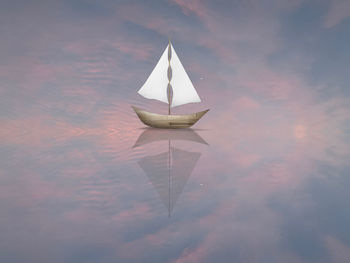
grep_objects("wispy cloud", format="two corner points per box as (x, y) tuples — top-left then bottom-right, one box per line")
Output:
(324, 0), (350, 28)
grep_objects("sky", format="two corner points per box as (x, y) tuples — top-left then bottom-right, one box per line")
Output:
(1, 0), (350, 117)
(1, 0), (350, 163)
(1, 0), (350, 263)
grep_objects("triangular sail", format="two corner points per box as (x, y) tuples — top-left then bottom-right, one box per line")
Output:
(138, 45), (169, 104)
(170, 44), (201, 108)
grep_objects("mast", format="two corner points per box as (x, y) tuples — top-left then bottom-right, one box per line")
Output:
(168, 139), (171, 217)
(167, 39), (172, 115)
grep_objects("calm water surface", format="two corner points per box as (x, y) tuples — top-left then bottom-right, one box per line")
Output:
(1, 92), (350, 263)
(1, 1), (350, 262)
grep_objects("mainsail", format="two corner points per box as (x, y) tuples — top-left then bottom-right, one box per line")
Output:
(138, 45), (169, 104)
(137, 42), (201, 108)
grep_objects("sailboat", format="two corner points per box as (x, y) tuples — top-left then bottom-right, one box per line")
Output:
(132, 41), (209, 129)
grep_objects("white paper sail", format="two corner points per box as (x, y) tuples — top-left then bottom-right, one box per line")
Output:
(170, 44), (201, 108)
(138, 45), (169, 104)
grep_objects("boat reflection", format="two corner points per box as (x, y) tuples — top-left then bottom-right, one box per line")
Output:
(133, 128), (208, 148)
(133, 128), (208, 216)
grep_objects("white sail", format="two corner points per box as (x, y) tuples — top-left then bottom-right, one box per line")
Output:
(170, 44), (201, 108)
(138, 45), (169, 104)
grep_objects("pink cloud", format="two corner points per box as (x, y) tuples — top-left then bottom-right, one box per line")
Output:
(0, 57), (73, 92)
(171, 0), (208, 20)
(234, 66), (303, 101)
(324, 0), (350, 28)
(325, 236), (350, 262)
(234, 96), (261, 111)
(112, 40), (154, 61)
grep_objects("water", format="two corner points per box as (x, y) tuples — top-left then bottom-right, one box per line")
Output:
(1, 1), (350, 262)
(1, 90), (350, 262)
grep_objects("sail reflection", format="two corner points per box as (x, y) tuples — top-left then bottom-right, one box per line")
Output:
(134, 129), (208, 216)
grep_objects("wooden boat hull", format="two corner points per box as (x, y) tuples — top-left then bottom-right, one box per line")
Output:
(132, 106), (209, 129)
